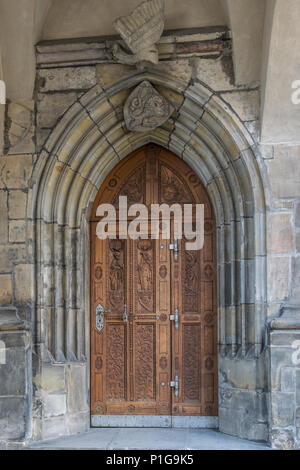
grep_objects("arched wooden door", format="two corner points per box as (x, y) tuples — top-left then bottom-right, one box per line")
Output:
(90, 144), (218, 427)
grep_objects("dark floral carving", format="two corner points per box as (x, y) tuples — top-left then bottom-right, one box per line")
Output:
(115, 166), (145, 205)
(106, 325), (125, 399)
(183, 325), (200, 400)
(137, 240), (154, 312)
(95, 265), (103, 280)
(159, 265), (167, 279)
(205, 357), (214, 371)
(160, 166), (192, 203)
(183, 250), (199, 312)
(108, 239), (125, 310)
(204, 264), (213, 280)
(159, 357), (167, 370)
(135, 325), (155, 400)
(95, 357), (103, 370)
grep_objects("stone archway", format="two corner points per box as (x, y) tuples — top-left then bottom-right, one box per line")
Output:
(29, 69), (267, 442)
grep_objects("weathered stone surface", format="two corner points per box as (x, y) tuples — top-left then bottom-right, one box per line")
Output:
(5, 100), (35, 155)
(296, 203), (300, 228)
(267, 256), (290, 301)
(43, 393), (67, 418)
(34, 364), (66, 394)
(0, 191), (8, 243)
(291, 257), (300, 299)
(271, 392), (295, 426)
(0, 397), (27, 440)
(271, 429), (295, 450)
(267, 212), (293, 254)
(193, 56), (236, 91)
(9, 220), (26, 243)
(36, 128), (51, 152)
(0, 341), (26, 396)
(154, 60), (192, 89)
(244, 120), (260, 143)
(66, 364), (88, 413)
(37, 92), (78, 129)
(266, 145), (300, 198)
(281, 367), (296, 392)
(221, 90), (259, 121)
(14, 264), (32, 303)
(8, 190), (27, 219)
(0, 245), (27, 272)
(124, 81), (174, 132)
(0, 155), (34, 190)
(97, 64), (136, 88)
(296, 234), (300, 254)
(38, 67), (97, 92)
(0, 275), (12, 304)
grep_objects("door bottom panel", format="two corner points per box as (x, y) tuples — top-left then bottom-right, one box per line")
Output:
(91, 415), (218, 428)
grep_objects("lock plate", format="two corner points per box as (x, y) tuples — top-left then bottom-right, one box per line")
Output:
(96, 304), (105, 332)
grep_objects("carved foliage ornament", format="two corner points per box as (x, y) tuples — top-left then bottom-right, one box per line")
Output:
(124, 80), (174, 132)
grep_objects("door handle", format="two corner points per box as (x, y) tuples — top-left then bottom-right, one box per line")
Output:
(169, 237), (178, 261)
(170, 308), (179, 330)
(170, 375), (179, 397)
(96, 303), (111, 332)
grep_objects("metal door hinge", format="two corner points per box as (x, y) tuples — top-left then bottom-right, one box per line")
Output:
(169, 237), (178, 261)
(170, 375), (179, 397)
(170, 308), (179, 330)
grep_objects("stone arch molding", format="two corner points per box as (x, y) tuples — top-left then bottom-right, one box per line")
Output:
(30, 69), (266, 365)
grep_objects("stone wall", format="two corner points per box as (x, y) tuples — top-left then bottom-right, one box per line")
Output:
(0, 28), (299, 448)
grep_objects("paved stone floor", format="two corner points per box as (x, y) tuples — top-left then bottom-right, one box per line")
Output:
(29, 428), (271, 450)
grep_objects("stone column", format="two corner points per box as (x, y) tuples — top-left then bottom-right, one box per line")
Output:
(269, 305), (300, 449)
(0, 306), (31, 447)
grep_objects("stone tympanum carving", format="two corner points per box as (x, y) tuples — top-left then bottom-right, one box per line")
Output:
(112, 0), (165, 65)
(124, 80), (174, 132)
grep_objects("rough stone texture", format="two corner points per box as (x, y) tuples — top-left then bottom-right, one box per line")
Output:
(267, 257), (290, 302)
(221, 90), (259, 121)
(193, 56), (240, 92)
(14, 264), (32, 304)
(291, 257), (300, 299)
(37, 67), (97, 92)
(37, 92), (78, 129)
(0, 274), (12, 304)
(269, 326), (300, 449)
(0, 309), (31, 442)
(5, 100), (35, 155)
(9, 220), (26, 243)
(267, 213), (293, 254)
(0, 191), (8, 242)
(0, 154), (34, 189)
(8, 190), (27, 219)
(265, 146), (300, 198)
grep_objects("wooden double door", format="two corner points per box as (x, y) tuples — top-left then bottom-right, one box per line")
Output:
(90, 145), (218, 421)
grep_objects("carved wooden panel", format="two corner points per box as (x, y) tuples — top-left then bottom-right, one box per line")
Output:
(90, 144), (217, 418)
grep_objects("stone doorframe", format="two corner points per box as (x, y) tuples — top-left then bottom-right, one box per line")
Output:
(29, 69), (268, 442)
